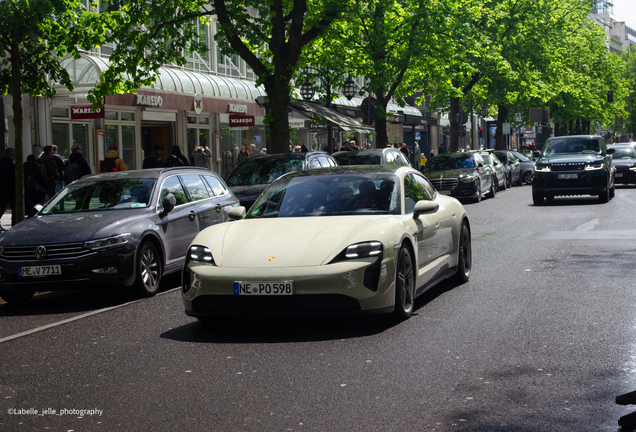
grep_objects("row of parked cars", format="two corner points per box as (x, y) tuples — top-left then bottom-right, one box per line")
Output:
(0, 146), (473, 321)
(420, 149), (534, 203)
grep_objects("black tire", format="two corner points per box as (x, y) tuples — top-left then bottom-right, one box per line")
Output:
(487, 177), (496, 198)
(0, 290), (35, 305)
(516, 173), (523, 186)
(610, 183), (615, 199)
(523, 171), (533, 185)
(394, 245), (415, 320)
(473, 180), (482, 203)
(501, 176), (507, 190)
(599, 186), (610, 203)
(453, 222), (471, 284)
(532, 192), (544, 206)
(136, 242), (162, 297)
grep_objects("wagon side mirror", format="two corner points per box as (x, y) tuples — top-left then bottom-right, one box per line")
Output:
(161, 193), (176, 215)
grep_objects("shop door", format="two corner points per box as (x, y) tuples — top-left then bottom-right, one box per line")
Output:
(142, 124), (171, 164)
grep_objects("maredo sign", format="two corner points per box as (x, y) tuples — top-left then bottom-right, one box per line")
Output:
(229, 114), (254, 128)
(70, 105), (104, 120)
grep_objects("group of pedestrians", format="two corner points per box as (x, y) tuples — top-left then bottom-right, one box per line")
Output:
(141, 144), (211, 169)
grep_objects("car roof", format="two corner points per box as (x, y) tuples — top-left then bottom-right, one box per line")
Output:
(333, 149), (395, 156)
(78, 167), (214, 181)
(278, 165), (404, 180)
(244, 151), (331, 161)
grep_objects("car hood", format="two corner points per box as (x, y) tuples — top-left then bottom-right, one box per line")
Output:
(539, 154), (604, 164)
(612, 158), (636, 168)
(1, 210), (147, 246)
(423, 168), (476, 178)
(195, 216), (398, 268)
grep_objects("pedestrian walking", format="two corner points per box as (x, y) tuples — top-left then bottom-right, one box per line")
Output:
(166, 145), (190, 167)
(191, 145), (212, 169)
(100, 143), (129, 172)
(400, 143), (410, 159)
(38, 145), (60, 201)
(65, 144), (91, 184)
(236, 145), (250, 165)
(24, 154), (47, 216)
(142, 146), (165, 169)
(51, 145), (66, 193)
(0, 147), (16, 227)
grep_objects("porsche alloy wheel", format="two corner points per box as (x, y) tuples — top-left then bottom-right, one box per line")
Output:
(394, 245), (415, 319)
(136, 242), (162, 297)
(453, 222), (472, 283)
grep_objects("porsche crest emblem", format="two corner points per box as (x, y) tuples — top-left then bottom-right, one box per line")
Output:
(268, 256), (276, 261)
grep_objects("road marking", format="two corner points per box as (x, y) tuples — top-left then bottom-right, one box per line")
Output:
(0, 288), (180, 344)
(575, 219), (599, 231)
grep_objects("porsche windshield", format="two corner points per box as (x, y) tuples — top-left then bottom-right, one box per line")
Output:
(40, 178), (156, 214)
(226, 157), (305, 186)
(247, 174), (400, 218)
(426, 155), (475, 170)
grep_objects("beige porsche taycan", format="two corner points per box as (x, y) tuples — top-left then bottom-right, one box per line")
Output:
(182, 165), (471, 319)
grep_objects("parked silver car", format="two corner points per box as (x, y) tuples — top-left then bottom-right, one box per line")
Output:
(511, 150), (535, 184)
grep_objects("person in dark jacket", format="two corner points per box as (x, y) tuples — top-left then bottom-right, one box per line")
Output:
(143, 146), (166, 169)
(0, 147), (16, 227)
(65, 144), (91, 183)
(38, 145), (60, 202)
(166, 145), (190, 167)
(24, 154), (47, 216)
(236, 145), (250, 166)
(51, 144), (66, 192)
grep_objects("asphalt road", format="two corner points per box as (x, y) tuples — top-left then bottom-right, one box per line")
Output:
(2, 183), (636, 431)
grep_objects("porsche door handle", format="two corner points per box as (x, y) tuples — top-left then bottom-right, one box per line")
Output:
(188, 211), (196, 222)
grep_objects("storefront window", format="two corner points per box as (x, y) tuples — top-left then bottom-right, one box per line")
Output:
(52, 123), (70, 158)
(105, 124), (136, 169)
(219, 118), (265, 179)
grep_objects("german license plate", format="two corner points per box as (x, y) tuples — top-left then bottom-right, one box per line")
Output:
(234, 281), (293, 295)
(616, 173), (623, 177)
(439, 190), (451, 195)
(557, 174), (578, 179)
(19, 265), (61, 277)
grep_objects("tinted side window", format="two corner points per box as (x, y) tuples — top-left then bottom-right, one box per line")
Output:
(404, 173), (433, 214)
(203, 175), (227, 197)
(159, 176), (189, 209)
(180, 174), (210, 202)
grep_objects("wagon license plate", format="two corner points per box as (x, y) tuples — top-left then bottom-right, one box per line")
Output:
(18, 265), (61, 277)
(557, 173), (578, 179)
(234, 281), (293, 295)
(616, 173), (623, 177)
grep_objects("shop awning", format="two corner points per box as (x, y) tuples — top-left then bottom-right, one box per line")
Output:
(289, 101), (376, 134)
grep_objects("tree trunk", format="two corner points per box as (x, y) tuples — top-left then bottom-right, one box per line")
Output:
(449, 97), (460, 152)
(494, 104), (509, 150)
(11, 43), (25, 224)
(263, 79), (291, 154)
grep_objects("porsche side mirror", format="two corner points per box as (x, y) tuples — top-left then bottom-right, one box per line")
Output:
(413, 200), (439, 218)
(161, 193), (176, 215)
(228, 206), (246, 220)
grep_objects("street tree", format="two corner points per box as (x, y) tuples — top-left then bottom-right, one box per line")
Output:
(0, 0), (103, 224)
(338, 0), (444, 148)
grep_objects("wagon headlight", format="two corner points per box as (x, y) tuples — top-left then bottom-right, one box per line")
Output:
(84, 233), (131, 251)
(345, 242), (382, 259)
(534, 163), (551, 172)
(585, 161), (603, 171)
(189, 245), (214, 263)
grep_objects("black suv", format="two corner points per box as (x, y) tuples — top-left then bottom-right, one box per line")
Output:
(532, 135), (615, 205)
(225, 151), (336, 210)
(0, 167), (239, 304)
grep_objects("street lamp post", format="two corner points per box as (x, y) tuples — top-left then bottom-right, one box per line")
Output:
(300, 68), (358, 153)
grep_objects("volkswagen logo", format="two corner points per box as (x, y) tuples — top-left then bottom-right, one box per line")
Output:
(35, 246), (47, 260)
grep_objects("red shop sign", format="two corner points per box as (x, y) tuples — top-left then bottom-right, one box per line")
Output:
(229, 114), (254, 127)
(71, 105), (105, 120)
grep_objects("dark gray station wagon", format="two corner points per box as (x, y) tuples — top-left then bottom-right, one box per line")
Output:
(0, 167), (238, 304)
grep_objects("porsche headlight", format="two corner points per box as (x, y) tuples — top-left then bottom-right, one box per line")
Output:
(188, 245), (214, 263)
(585, 161), (603, 171)
(345, 242), (382, 259)
(535, 163), (551, 172)
(84, 233), (131, 251)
